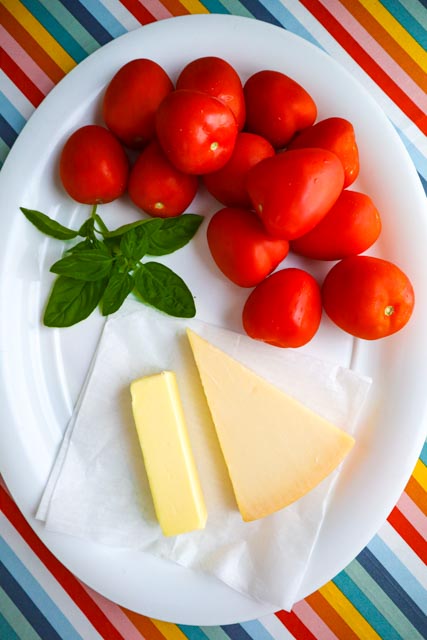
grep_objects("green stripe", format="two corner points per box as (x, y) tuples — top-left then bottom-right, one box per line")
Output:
(200, 626), (232, 640)
(38, 0), (99, 56)
(0, 587), (43, 640)
(214, 0), (254, 18)
(0, 138), (10, 168)
(346, 561), (425, 640)
(398, 0), (427, 30)
(0, 613), (20, 640)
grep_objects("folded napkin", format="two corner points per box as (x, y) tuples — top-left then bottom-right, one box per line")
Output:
(37, 300), (371, 610)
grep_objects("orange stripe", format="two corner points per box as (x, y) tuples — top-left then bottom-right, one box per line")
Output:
(121, 609), (167, 640)
(405, 477), (427, 516)
(340, 0), (427, 91)
(339, 0), (427, 92)
(299, 0), (427, 135)
(0, 4), (64, 84)
(158, 0), (190, 16)
(305, 590), (361, 640)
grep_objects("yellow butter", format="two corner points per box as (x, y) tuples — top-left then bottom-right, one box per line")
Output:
(130, 371), (207, 536)
(187, 329), (355, 522)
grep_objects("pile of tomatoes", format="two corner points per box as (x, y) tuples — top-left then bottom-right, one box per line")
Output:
(59, 56), (415, 347)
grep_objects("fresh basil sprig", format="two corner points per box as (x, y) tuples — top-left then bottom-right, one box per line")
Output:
(20, 206), (203, 327)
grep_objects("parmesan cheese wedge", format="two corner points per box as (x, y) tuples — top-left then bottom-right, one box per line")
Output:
(187, 329), (355, 522)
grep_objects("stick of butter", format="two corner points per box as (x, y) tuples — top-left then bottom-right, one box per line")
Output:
(130, 371), (207, 536)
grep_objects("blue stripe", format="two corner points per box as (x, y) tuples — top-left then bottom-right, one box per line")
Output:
(178, 625), (211, 640)
(0, 92), (26, 134)
(256, 0), (322, 47)
(333, 569), (402, 640)
(380, 0), (427, 48)
(394, 124), (427, 180)
(0, 114), (18, 148)
(0, 539), (83, 640)
(420, 440), (427, 466)
(358, 546), (427, 635)
(78, 0), (127, 39)
(19, 0), (89, 63)
(235, 0), (283, 27)
(0, 613), (20, 640)
(221, 624), (254, 640)
(368, 535), (427, 614)
(0, 562), (65, 640)
(57, 0), (112, 46)
(241, 619), (276, 640)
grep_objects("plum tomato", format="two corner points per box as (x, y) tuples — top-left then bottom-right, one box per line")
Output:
(246, 148), (345, 240)
(291, 190), (382, 260)
(102, 58), (173, 149)
(322, 256), (415, 340)
(155, 89), (238, 175)
(202, 132), (275, 208)
(242, 268), (322, 348)
(176, 56), (246, 130)
(59, 125), (129, 204)
(207, 207), (289, 287)
(288, 117), (360, 187)
(128, 140), (198, 218)
(243, 70), (317, 148)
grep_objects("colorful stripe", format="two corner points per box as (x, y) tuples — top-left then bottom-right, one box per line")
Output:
(1, 2), (427, 639)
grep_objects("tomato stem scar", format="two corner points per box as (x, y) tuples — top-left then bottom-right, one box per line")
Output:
(154, 202), (165, 210)
(210, 141), (219, 152)
(384, 305), (394, 316)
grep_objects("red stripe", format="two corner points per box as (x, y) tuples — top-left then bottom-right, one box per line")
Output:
(0, 485), (127, 640)
(119, 0), (157, 24)
(388, 505), (427, 564)
(0, 48), (45, 107)
(299, 0), (427, 135)
(276, 609), (318, 640)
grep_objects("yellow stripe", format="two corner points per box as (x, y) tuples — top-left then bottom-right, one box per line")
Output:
(358, 0), (427, 72)
(412, 459), (427, 491)
(178, 0), (209, 14)
(152, 620), (188, 640)
(320, 581), (383, 640)
(3, 0), (75, 73)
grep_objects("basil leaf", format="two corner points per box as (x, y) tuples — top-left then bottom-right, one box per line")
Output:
(102, 219), (151, 239)
(101, 271), (135, 316)
(144, 214), (203, 256)
(135, 262), (195, 318)
(20, 207), (78, 240)
(50, 250), (113, 281)
(44, 276), (107, 327)
(93, 213), (109, 235)
(78, 217), (96, 238)
(120, 225), (149, 261)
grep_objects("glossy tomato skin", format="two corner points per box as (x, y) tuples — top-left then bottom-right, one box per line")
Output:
(243, 70), (317, 148)
(207, 207), (289, 287)
(322, 256), (415, 340)
(59, 125), (129, 204)
(202, 132), (275, 208)
(102, 58), (173, 149)
(242, 268), (322, 347)
(176, 56), (246, 130)
(288, 117), (359, 187)
(291, 190), (382, 260)
(247, 148), (345, 240)
(128, 140), (198, 218)
(155, 90), (238, 175)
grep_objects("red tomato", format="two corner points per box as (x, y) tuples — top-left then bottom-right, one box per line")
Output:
(202, 132), (275, 208)
(247, 148), (345, 240)
(176, 56), (246, 130)
(207, 207), (289, 287)
(288, 117), (360, 187)
(102, 58), (173, 149)
(243, 70), (317, 148)
(155, 90), (238, 174)
(291, 190), (382, 260)
(59, 125), (129, 204)
(322, 256), (415, 340)
(128, 140), (198, 218)
(242, 268), (322, 348)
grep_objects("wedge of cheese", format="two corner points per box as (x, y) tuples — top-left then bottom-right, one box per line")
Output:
(187, 329), (355, 522)
(130, 371), (207, 536)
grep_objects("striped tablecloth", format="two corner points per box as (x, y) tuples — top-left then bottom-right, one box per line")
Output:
(1, 1), (426, 639)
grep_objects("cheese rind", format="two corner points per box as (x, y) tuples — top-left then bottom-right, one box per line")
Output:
(130, 371), (207, 536)
(187, 329), (355, 522)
